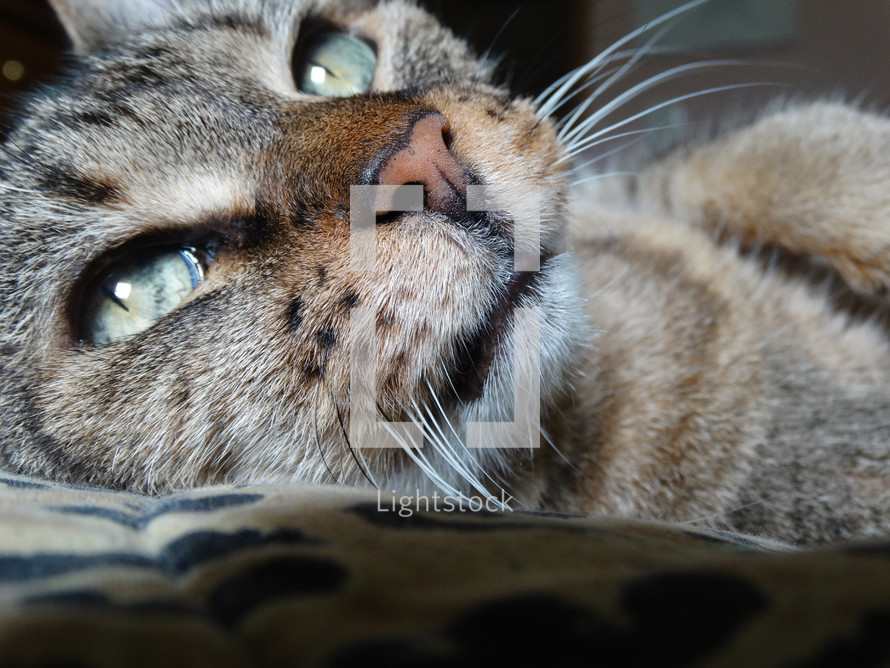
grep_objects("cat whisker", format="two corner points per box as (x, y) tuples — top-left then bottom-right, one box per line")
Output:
(534, 0), (711, 119)
(406, 399), (463, 483)
(331, 390), (377, 488)
(556, 28), (676, 142)
(416, 396), (496, 502)
(571, 171), (637, 187)
(481, 6), (522, 67)
(0, 137), (45, 172)
(420, 375), (523, 511)
(414, 402), (478, 495)
(559, 82), (772, 164)
(537, 52), (640, 122)
(440, 360), (463, 400)
(680, 499), (769, 527)
(571, 172), (639, 186)
(381, 405), (461, 498)
(567, 122), (708, 182)
(312, 346), (340, 485)
(539, 424), (578, 475)
(571, 123), (696, 167)
(0, 182), (41, 194)
(425, 378), (506, 493)
(560, 60), (746, 150)
(351, 440), (379, 489)
(569, 135), (651, 175)
(544, 45), (698, 126)
(536, 58), (630, 121)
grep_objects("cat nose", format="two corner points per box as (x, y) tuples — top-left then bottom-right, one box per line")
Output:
(374, 112), (469, 217)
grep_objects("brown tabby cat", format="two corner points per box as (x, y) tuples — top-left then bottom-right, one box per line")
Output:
(1, 0), (889, 545)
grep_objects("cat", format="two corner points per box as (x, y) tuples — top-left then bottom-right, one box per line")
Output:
(2, 0), (890, 546)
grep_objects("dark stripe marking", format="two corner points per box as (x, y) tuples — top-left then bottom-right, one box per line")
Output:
(0, 477), (50, 490)
(208, 555), (348, 627)
(4, 528), (318, 583)
(51, 492), (265, 530)
(340, 291), (359, 309)
(317, 326), (337, 349)
(287, 297), (304, 331)
(39, 164), (122, 206)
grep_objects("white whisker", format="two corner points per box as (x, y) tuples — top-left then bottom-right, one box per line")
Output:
(0, 182), (41, 194)
(380, 412), (460, 496)
(559, 82), (771, 164)
(534, 0), (711, 118)
(557, 27), (674, 142)
(568, 123), (696, 175)
(681, 500), (769, 526)
(561, 60), (744, 150)
(428, 394), (499, 487)
(413, 396), (491, 499)
(571, 171), (638, 187)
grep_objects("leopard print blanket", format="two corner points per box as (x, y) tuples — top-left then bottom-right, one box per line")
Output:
(0, 473), (887, 666)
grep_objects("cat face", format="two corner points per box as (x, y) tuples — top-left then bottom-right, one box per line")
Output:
(0, 0), (583, 494)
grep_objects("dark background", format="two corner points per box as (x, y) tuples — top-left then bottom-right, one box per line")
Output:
(0, 1), (65, 126)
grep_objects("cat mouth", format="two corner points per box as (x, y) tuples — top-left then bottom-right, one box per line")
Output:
(448, 254), (550, 404)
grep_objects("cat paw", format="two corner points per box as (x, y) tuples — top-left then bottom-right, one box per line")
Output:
(640, 102), (890, 300)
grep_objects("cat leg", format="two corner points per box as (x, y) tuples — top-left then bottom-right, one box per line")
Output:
(637, 102), (890, 295)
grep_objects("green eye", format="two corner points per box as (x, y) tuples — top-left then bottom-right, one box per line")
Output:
(80, 247), (205, 346)
(295, 30), (376, 97)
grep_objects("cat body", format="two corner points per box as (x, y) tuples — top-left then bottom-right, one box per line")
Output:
(2, 0), (890, 545)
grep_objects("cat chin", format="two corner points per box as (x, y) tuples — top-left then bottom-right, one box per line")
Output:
(371, 251), (587, 501)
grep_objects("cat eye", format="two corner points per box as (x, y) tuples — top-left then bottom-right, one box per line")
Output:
(78, 246), (206, 346)
(294, 30), (376, 97)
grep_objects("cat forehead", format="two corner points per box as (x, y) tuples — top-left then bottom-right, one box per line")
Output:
(50, 0), (487, 97)
(50, 0), (380, 52)
(46, 0), (491, 81)
(27, 0), (487, 146)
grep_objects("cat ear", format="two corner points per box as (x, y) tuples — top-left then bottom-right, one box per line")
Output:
(49, 0), (180, 53)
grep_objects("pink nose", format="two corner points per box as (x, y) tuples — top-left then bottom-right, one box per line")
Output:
(376, 113), (468, 217)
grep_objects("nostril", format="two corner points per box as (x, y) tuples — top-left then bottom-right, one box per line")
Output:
(442, 126), (454, 152)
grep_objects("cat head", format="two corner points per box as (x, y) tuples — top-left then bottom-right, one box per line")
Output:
(0, 0), (583, 495)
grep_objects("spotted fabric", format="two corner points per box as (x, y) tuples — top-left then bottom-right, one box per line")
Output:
(0, 473), (887, 666)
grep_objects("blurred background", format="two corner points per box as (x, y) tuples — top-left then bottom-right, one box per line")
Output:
(3, 1), (890, 152)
